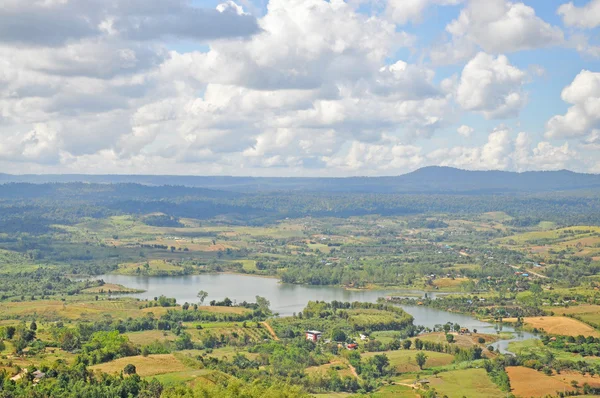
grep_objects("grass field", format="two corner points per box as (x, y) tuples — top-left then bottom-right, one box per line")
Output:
(115, 260), (186, 275)
(426, 368), (502, 398)
(148, 369), (210, 386)
(504, 316), (600, 337)
(124, 330), (177, 345)
(306, 361), (356, 379)
(196, 306), (252, 315)
(508, 339), (600, 364)
(414, 332), (498, 350)
(507, 366), (576, 397)
(544, 304), (600, 327)
(432, 278), (469, 289)
(363, 350), (454, 372)
(370, 384), (417, 397)
(82, 283), (142, 294)
(90, 354), (189, 377)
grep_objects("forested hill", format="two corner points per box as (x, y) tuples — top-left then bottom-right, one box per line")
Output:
(1, 167), (600, 194)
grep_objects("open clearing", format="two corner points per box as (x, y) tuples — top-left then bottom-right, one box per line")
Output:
(124, 330), (177, 345)
(90, 354), (188, 377)
(371, 384), (417, 397)
(363, 349), (454, 372)
(306, 361), (355, 379)
(507, 366), (575, 397)
(415, 332), (498, 350)
(551, 371), (600, 389)
(504, 316), (600, 337)
(426, 368), (502, 398)
(545, 304), (600, 326)
(0, 299), (159, 321)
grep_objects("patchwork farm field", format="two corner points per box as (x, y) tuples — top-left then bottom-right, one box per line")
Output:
(504, 316), (600, 337)
(507, 366), (576, 397)
(90, 354), (189, 377)
(0, 299), (166, 321)
(424, 368), (503, 398)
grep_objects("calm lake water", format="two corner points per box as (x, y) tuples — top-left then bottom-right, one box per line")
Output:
(92, 273), (536, 353)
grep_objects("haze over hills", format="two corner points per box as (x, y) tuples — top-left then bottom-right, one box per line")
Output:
(1, 167), (600, 194)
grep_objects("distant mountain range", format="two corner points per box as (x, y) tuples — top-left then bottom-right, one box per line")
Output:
(1, 167), (599, 194)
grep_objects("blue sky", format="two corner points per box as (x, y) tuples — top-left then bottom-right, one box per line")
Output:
(1, 0), (600, 175)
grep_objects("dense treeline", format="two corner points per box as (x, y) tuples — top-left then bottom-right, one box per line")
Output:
(3, 183), (600, 232)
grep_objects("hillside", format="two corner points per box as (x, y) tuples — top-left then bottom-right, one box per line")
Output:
(1, 167), (600, 194)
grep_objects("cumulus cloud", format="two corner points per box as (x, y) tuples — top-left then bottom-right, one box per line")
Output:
(546, 70), (600, 139)
(431, 0), (564, 63)
(0, 0), (593, 176)
(456, 53), (527, 119)
(558, 0), (600, 29)
(323, 141), (424, 173)
(513, 132), (576, 171)
(457, 125), (474, 138)
(428, 126), (513, 170)
(428, 127), (577, 171)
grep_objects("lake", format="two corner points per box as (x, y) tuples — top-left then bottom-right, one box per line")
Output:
(91, 273), (536, 353)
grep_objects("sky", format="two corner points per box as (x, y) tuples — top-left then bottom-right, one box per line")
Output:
(1, 0), (600, 176)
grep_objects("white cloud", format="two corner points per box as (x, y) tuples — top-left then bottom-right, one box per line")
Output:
(428, 126), (513, 170)
(456, 53), (527, 119)
(514, 132), (576, 171)
(546, 70), (600, 139)
(0, 124), (63, 164)
(323, 141), (423, 173)
(558, 0), (600, 29)
(428, 127), (578, 171)
(457, 125), (474, 138)
(431, 0), (564, 64)
(0, 0), (593, 176)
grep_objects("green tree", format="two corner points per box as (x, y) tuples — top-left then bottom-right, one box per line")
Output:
(415, 338), (423, 350)
(255, 296), (271, 314)
(446, 334), (454, 343)
(331, 328), (347, 342)
(197, 290), (208, 305)
(415, 352), (428, 370)
(402, 340), (412, 350)
(124, 363), (137, 375)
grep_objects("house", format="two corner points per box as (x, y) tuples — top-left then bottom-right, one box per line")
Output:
(459, 328), (471, 335)
(346, 343), (358, 350)
(360, 334), (368, 341)
(32, 370), (46, 383)
(306, 330), (322, 342)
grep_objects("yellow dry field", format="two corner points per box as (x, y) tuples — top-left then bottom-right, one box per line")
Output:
(124, 330), (177, 345)
(0, 299), (154, 321)
(432, 278), (469, 288)
(507, 367), (576, 397)
(91, 354), (188, 377)
(505, 316), (600, 337)
(552, 371), (600, 389)
(196, 306), (252, 315)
